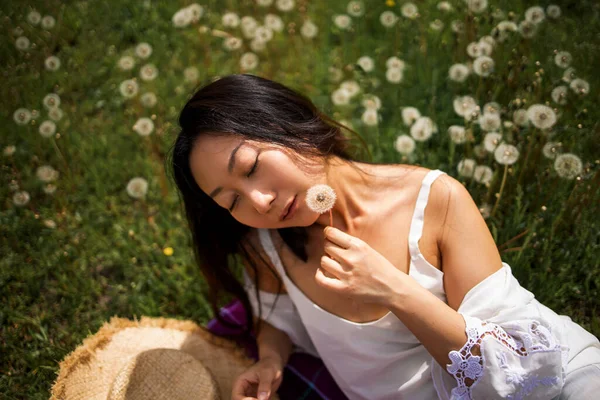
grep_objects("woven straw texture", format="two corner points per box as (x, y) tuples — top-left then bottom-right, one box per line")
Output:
(50, 316), (279, 400)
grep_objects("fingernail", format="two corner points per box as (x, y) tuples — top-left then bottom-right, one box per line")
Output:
(258, 392), (269, 400)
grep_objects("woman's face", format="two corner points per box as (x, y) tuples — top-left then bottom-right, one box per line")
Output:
(189, 134), (324, 229)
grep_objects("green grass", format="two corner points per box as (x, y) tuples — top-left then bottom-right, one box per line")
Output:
(1, 0), (599, 398)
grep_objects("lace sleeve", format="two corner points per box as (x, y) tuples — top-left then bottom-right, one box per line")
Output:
(446, 314), (569, 400)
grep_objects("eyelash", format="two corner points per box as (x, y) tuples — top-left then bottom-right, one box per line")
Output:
(228, 156), (259, 212)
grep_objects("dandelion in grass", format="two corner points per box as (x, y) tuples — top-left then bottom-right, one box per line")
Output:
(386, 57), (406, 71)
(479, 203), (492, 219)
(410, 117), (437, 142)
(480, 35), (496, 48)
(257, 0), (273, 6)
(43, 93), (60, 109)
(551, 86), (568, 105)
(48, 108), (64, 122)
(437, 2), (452, 12)
(430, 19), (444, 31)
(449, 64), (470, 82)
(361, 109), (378, 126)
(276, 0), (295, 12)
(15, 36), (30, 50)
(547, 5), (561, 19)
(43, 220), (57, 229)
(380, 11), (398, 28)
(394, 135), (416, 155)
(45, 56), (61, 71)
(386, 68), (403, 83)
(478, 113), (501, 132)
(483, 132), (502, 153)
(28, 11), (42, 25)
(474, 165), (493, 184)
(163, 247), (174, 256)
(473, 56), (494, 77)
(223, 37), (242, 51)
(543, 142), (562, 159)
(527, 105), (557, 130)
(172, 8), (192, 28)
(340, 80), (360, 97)
(347, 1), (365, 17)
(554, 51), (572, 69)
(127, 177), (149, 199)
(184, 67), (199, 83)
(241, 16), (258, 39)
(467, 42), (481, 58)
(451, 20), (465, 33)
(306, 184), (337, 226)
(562, 67), (576, 83)
(401, 3), (418, 19)
(457, 159), (476, 178)
(327, 66), (341, 81)
(448, 126), (467, 144)
(473, 145), (487, 159)
(36, 166), (59, 182)
(43, 184), (57, 195)
(13, 108), (32, 125)
(332, 89), (351, 106)
(13, 191), (30, 207)
(135, 43), (153, 59)
(453, 96), (479, 121)
(119, 79), (139, 98)
(240, 52), (259, 70)
(41, 15), (56, 29)
(222, 12), (240, 28)
(265, 14), (284, 32)
(9, 182), (19, 191)
(518, 20), (537, 38)
(3, 145), (16, 157)
(140, 64), (158, 81)
(133, 118), (155, 136)
(118, 56), (135, 71)
(402, 107), (421, 126)
(483, 102), (501, 115)
(333, 15), (352, 30)
(357, 56), (375, 73)
(466, 0), (488, 14)
(39, 120), (56, 138)
(554, 153), (582, 180)
(254, 26), (274, 43)
(494, 143), (519, 165)
(187, 4), (204, 22)
(362, 95), (381, 110)
(513, 109), (529, 127)
(140, 92), (157, 108)
(525, 6), (545, 24)
(301, 21), (318, 39)
(477, 40), (493, 57)
(569, 79), (589, 96)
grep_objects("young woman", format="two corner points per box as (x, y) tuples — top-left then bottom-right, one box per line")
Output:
(169, 74), (600, 400)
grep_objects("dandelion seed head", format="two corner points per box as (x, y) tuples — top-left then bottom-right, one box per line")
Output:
(478, 112), (501, 131)
(3, 145), (16, 157)
(410, 116), (437, 141)
(494, 143), (520, 165)
(474, 165), (493, 184)
(257, 0), (273, 6)
(448, 125), (467, 144)
(518, 20), (537, 38)
(140, 92), (157, 108)
(554, 51), (572, 69)
(401, 3), (419, 19)
(140, 63), (158, 81)
(126, 177), (149, 199)
(457, 159), (476, 178)
(340, 80), (360, 97)
(386, 67), (403, 83)
(135, 42), (153, 59)
(118, 56), (136, 71)
(222, 12), (240, 28)
(449, 63), (470, 82)
(546, 5), (561, 19)
(44, 55), (61, 71)
(554, 153), (582, 180)
(513, 109), (529, 127)
(347, 1), (365, 17)
(402, 107), (421, 126)
(333, 14), (352, 29)
(276, 0), (295, 12)
(119, 79), (139, 98)
(437, 2), (452, 12)
(13, 108), (32, 125)
(527, 104), (557, 130)
(551, 86), (568, 105)
(467, 0), (488, 14)
(525, 6), (545, 24)
(240, 52), (259, 70)
(39, 120), (57, 138)
(13, 191), (30, 207)
(301, 20), (318, 39)
(28, 11), (42, 25)
(43, 93), (61, 109)
(265, 14), (284, 32)
(542, 141), (562, 159)
(569, 78), (589, 96)
(361, 109), (379, 126)
(15, 36), (30, 50)
(394, 135), (416, 155)
(306, 184), (336, 214)
(331, 88), (351, 106)
(473, 56), (494, 77)
(483, 132), (502, 153)
(133, 117), (155, 136)
(48, 108), (64, 122)
(357, 56), (375, 72)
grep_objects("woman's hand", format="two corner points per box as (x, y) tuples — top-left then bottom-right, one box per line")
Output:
(318, 226), (411, 306)
(231, 356), (284, 400)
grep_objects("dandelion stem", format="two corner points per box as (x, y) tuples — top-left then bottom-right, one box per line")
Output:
(491, 164), (508, 217)
(329, 209), (333, 227)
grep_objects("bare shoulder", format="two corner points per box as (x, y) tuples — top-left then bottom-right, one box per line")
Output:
(240, 228), (287, 294)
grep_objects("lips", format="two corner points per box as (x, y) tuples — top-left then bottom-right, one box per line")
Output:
(281, 195), (296, 221)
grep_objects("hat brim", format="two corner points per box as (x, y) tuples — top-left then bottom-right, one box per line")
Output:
(50, 316), (268, 400)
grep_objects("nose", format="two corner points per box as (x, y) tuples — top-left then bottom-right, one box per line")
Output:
(248, 189), (275, 215)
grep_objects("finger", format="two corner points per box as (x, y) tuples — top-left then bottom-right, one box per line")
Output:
(257, 369), (274, 400)
(324, 226), (355, 249)
(323, 241), (346, 262)
(315, 267), (347, 291)
(320, 255), (347, 279)
(232, 375), (257, 400)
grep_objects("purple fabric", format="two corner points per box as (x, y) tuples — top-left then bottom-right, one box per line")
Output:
(206, 299), (349, 400)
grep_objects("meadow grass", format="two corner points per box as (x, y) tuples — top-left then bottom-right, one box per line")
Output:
(1, 0), (599, 398)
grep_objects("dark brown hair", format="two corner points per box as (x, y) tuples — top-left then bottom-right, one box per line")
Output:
(167, 74), (371, 338)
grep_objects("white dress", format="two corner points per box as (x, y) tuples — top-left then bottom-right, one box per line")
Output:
(242, 169), (600, 399)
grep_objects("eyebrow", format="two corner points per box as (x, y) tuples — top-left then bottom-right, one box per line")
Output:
(209, 141), (245, 199)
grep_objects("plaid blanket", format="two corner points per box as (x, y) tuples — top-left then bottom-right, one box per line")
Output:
(207, 299), (349, 400)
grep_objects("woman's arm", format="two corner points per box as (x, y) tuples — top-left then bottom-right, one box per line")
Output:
(256, 316), (294, 368)
(381, 174), (502, 367)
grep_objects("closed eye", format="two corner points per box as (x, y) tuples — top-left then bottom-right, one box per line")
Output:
(228, 154), (259, 212)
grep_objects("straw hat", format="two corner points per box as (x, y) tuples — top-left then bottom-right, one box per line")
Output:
(50, 316), (280, 400)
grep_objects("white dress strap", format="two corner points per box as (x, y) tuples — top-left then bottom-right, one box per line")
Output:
(408, 169), (446, 260)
